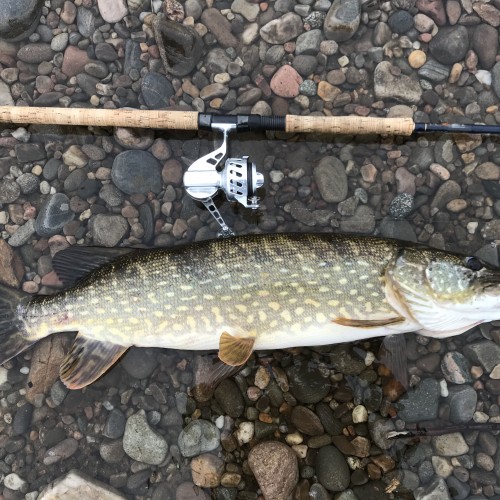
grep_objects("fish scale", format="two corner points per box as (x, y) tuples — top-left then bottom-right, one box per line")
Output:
(1, 232), (498, 389)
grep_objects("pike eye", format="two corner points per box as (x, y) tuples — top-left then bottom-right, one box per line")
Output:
(465, 256), (483, 271)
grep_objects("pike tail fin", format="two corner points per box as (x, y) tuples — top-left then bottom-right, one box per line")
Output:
(0, 283), (34, 365)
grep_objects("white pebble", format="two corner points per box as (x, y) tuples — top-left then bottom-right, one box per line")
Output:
(285, 432), (303, 445)
(215, 415), (224, 429)
(291, 444), (307, 458)
(0, 367), (8, 385)
(364, 351), (376, 366)
(11, 127), (30, 142)
(0, 211), (8, 224)
(473, 411), (489, 423)
(236, 421), (254, 445)
(338, 55), (349, 67)
(19, 366), (30, 375)
(352, 405), (368, 423)
(269, 170), (284, 183)
(439, 379), (448, 397)
(4, 473), (27, 491)
(475, 70), (492, 86)
(467, 221), (478, 234)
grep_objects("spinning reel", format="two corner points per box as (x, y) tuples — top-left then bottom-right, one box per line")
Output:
(182, 116), (269, 237)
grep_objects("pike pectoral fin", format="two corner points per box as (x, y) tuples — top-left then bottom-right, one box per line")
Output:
(218, 331), (255, 366)
(379, 334), (408, 390)
(60, 334), (128, 389)
(332, 317), (405, 328)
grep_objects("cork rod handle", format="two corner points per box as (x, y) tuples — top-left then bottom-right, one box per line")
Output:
(0, 106), (416, 136)
(0, 106), (199, 130)
(286, 115), (415, 136)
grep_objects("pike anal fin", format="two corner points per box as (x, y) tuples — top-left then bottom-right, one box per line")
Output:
(218, 331), (255, 366)
(60, 334), (128, 389)
(332, 317), (405, 328)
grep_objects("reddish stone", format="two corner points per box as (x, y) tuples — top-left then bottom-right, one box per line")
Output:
(61, 46), (90, 78)
(270, 65), (303, 98)
(0, 240), (24, 288)
(416, 0), (447, 26)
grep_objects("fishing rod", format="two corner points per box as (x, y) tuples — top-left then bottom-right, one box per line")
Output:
(0, 106), (497, 234)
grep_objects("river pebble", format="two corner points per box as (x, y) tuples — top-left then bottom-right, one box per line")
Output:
(123, 410), (168, 465)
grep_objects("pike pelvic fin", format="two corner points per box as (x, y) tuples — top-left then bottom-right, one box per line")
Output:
(52, 246), (136, 287)
(0, 283), (35, 365)
(60, 334), (128, 389)
(218, 331), (255, 366)
(332, 317), (405, 328)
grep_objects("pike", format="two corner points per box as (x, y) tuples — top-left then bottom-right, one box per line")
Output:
(0, 232), (499, 390)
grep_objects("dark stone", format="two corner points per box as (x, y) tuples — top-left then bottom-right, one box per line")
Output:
(15, 143), (46, 163)
(17, 43), (54, 63)
(395, 378), (440, 423)
(120, 348), (158, 380)
(35, 193), (75, 237)
(95, 42), (118, 62)
(214, 379), (245, 418)
(388, 10), (413, 33)
(102, 408), (127, 439)
(112, 150), (162, 195)
(429, 26), (469, 65)
(141, 72), (175, 109)
(153, 17), (203, 77)
(76, 73), (99, 96)
(315, 445), (350, 492)
(446, 385), (477, 424)
(138, 203), (154, 243)
(12, 404), (33, 435)
(287, 360), (330, 404)
(0, 0), (43, 41)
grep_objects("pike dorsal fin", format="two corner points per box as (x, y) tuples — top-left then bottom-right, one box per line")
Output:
(52, 246), (135, 287)
(60, 334), (128, 389)
(218, 331), (255, 366)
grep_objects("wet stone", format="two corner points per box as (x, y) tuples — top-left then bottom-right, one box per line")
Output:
(35, 193), (74, 238)
(12, 404), (33, 435)
(154, 18), (203, 78)
(100, 439), (125, 464)
(0, 0), (43, 41)
(446, 385), (477, 424)
(9, 219), (36, 247)
(15, 143), (46, 163)
(103, 409), (126, 439)
(441, 352), (472, 384)
(214, 379), (245, 418)
(389, 193), (413, 219)
(91, 214), (128, 247)
(17, 43), (54, 64)
(44, 438), (79, 465)
(287, 361), (330, 404)
(396, 378), (440, 423)
(141, 71), (174, 109)
(178, 419), (220, 457)
(315, 445), (350, 492)
(314, 156), (348, 203)
(432, 433), (469, 457)
(123, 410), (168, 465)
(112, 150), (162, 195)
(463, 340), (500, 372)
(291, 406), (324, 436)
(429, 26), (469, 65)
(248, 442), (298, 500)
(121, 348), (158, 380)
(16, 173), (39, 194)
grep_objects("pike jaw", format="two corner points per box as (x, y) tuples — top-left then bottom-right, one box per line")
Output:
(387, 247), (500, 337)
